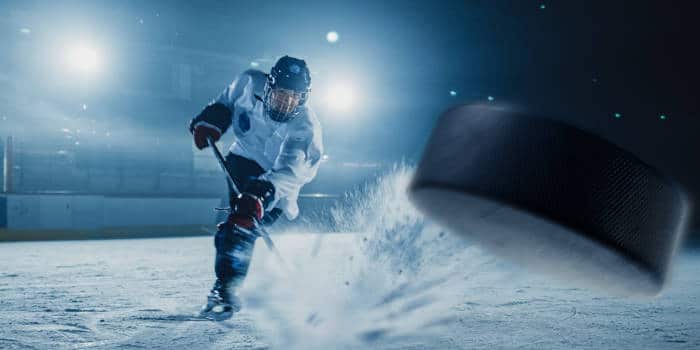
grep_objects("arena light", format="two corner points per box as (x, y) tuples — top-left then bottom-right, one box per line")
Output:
(324, 81), (356, 112)
(326, 31), (339, 43)
(66, 45), (100, 73)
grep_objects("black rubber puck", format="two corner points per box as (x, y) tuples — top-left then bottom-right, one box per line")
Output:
(409, 105), (690, 296)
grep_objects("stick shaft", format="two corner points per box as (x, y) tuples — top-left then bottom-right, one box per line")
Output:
(206, 136), (241, 196)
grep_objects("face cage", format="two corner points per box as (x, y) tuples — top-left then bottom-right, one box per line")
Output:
(263, 83), (309, 123)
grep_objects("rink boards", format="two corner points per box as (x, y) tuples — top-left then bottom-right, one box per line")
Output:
(0, 194), (221, 241)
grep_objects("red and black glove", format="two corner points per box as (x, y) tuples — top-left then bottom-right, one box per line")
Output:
(223, 180), (276, 229)
(188, 103), (232, 150)
(191, 123), (221, 150)
(226, 193), (265, 229)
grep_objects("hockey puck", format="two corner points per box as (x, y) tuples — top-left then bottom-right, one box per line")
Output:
(409, 104), (689, 296)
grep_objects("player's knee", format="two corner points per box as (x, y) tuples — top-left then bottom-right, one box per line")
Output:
(214, 225), (234, 252)
(215, 225), (255, 252)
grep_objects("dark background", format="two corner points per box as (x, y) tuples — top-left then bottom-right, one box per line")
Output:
(0, 1), (698, 230)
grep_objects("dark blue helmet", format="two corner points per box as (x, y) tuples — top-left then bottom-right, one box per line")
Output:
(263, 55), (311, 123)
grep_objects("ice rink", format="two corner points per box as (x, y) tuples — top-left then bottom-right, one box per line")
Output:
(1, 232), (699, 350)
(2, 1), (699, 348)
(2, 168), (700, 349)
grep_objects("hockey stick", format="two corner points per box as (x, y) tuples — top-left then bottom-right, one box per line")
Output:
(206, 136), (286, 264)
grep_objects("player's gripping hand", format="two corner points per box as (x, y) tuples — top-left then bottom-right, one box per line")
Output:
(188, 102), (232, 150)
(223, 180), (275, 229)
(190, 122), (221, 150)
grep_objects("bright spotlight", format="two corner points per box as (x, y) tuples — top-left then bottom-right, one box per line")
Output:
(325, 82), (355, 112)
(326, 31), (339, 43)
(67, 46), (100, 73)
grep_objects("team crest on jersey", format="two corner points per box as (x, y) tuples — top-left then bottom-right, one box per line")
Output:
(238, 112), (251, 132)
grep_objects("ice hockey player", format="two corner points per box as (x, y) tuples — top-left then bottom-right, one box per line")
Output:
(189, 55), (323, 320)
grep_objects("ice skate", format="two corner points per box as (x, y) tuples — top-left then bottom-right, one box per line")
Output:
(200, 279), (241, 321)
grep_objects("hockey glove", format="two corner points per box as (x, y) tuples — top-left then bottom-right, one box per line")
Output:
(189, 103), (232, 149)
(191, 123), (221, 150)
(223, 180), (276, 229)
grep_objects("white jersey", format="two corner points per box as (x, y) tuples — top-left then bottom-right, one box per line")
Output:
(215, 69), (323, 220)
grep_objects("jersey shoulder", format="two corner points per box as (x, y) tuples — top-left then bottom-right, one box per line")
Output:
(219, 69), (267, 105)
(289, 106), (322, 136)
(239, 69), (267, 96)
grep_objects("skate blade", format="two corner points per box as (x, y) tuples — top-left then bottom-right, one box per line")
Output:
(199, 305), (240, 321)
(200, 310), (233, 321)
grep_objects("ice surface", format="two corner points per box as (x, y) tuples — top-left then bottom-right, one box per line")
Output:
(0, 166), (699, 349)
(242, 165), (489, 349)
